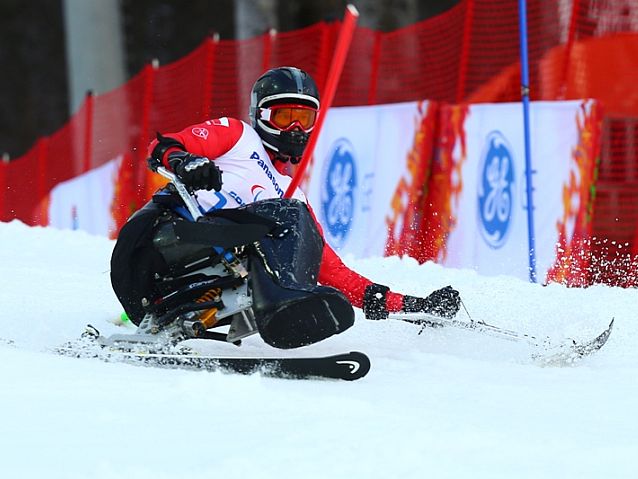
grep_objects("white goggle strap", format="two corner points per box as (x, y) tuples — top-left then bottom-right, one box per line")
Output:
(259, 108), (272, 121)
(257, 93), (320, 109)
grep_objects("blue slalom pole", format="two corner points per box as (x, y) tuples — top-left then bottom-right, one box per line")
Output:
(518, 0), (537, 283)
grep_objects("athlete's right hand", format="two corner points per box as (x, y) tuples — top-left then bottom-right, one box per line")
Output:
(168, 151), (223, 191)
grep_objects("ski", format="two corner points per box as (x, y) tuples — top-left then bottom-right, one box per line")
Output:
(534, 318), (614, 366)
(389, 312), (614, 364)
(56, 338), (370, 381)
(113, 350), (369, 380)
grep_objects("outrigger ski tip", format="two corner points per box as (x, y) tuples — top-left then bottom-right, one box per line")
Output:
(389, 313), (614, 365)
(535, 318), (614, 366)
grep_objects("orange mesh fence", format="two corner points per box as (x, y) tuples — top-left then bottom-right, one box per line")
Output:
(375, 4), (466, 105)
(1, 0), (637, 285)
(44, 102), (89, 192)
(2, 143), (41, 224)
(91, 73), (146, 169)
(209, 40), (242, 119)
(151, 43), (214, 135)
(269, 23), (333, 96)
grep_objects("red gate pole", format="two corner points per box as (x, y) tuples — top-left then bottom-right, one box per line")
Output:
(284, 4), (359, 198)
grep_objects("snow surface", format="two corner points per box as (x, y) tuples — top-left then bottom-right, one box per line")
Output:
(1, 219), (636, 479)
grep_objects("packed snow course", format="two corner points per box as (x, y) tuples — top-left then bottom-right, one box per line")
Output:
(1, 220), (636, 479)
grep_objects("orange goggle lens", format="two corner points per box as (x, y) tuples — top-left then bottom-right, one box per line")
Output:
(264, 106), (317, 131)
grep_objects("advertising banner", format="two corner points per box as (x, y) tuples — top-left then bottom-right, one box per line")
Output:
(423, 99), (602, 284)
(305, 101), (436, 260)
(47, 156), (122, 237)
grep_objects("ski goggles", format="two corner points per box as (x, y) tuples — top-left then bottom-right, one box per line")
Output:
(259, 104), (318, 132)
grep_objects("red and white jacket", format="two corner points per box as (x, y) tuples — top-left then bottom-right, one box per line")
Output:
(149, 117), (405, 312)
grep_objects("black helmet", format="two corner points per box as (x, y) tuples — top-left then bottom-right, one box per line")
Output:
(249, 67), (320, 164)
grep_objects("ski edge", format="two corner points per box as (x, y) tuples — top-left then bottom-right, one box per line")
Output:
(55, 343), (370, 381)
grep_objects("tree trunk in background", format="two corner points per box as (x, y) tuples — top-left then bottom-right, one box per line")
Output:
(63, 0), (127, 115)
(235, 0), (278, 39)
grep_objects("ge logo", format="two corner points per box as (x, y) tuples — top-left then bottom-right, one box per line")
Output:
(321, 139), (357, 247)
(478, 131), (516, 249)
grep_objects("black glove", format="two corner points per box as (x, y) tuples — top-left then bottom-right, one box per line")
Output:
(403, 285), (461, 319)
(363, 283), (390, 320)
(168, 151), (222, 191)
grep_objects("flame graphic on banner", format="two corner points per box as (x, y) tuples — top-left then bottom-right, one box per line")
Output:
(420, 104), (469, 262)
(110, 154), (141, 239)
(545, 100), (602, 286)
(384, 101), (438, 261)
(145, 167), (169, 199)
(35, 195), (51, 227)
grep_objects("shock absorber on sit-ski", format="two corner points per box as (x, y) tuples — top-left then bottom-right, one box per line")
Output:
(179, 288), (225, 338)
(196, 288), (223, 329)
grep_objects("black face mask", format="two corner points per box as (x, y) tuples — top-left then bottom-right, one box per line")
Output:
(275, 155), (300, 165)
(279, 130), (310, 157)
(272, 151), (301, 165)
(275, 130), (308, 163)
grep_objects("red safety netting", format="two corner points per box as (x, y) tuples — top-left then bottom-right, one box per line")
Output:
(1, 0), (637, 285)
